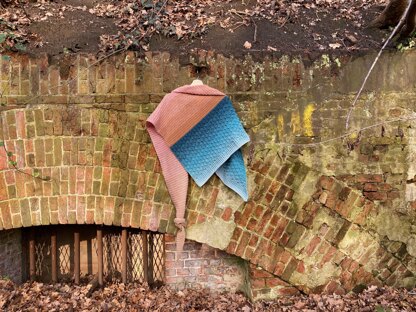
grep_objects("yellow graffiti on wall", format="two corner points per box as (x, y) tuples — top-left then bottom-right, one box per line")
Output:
(277, 114), (284, 140)
(303, 104), (316, 137)
(276, 103), (316, 139)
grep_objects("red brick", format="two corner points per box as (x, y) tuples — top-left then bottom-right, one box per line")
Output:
(273, 262), (285, 276)
(297, 261), (305, 273)
(196, 213), (206, 224)
(356, 174), (383, 183)
(277, 287), (300, 296)
(0, 202), (12, 229)
(348, 260), (359, 273)
(280, 232), (290, 246)
(266, 277), (287, 288)
(251, 267), (273, 279)
(221, 207), (233, 221)
(247, 218), (258, 231)
(305, 236), (321, 256)
(251, 278), (266, 289)
(244, 247), (255, 259)
(338, 187), (351, 201)
(248, 234), (259, 247)
(320, 246), (337, 265)
(0, 174), (7, 201)
(238, 201), (256, 227)
(264, 224), (276, 239)
(318, 176), (335, 190)
(364, 191), (387, 201)
(387, 191), (400, 200)
(325, 280), (338, 293)
(363, 183), (378, 192)
(265, 192), (274, 204)
(230, 226), (243, 242)
(269, 214), (280, 227)
(253, 205), (265, 219)
(235, 231), (251, 257)
(4, 171), (15, 185)
(271, 218), (288, 243)
(268, 180), (281, 195)
(226, 241), (238, 254)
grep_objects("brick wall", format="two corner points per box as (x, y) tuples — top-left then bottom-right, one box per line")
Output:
(0, 50), (415, 297)
(164, 235), (248, 292)
(0, 228), (22, 283)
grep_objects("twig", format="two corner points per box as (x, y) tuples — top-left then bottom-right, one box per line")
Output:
(0, 142), (50, 181)
(345, 0), (415, 130)
(251, 17), (258, 43)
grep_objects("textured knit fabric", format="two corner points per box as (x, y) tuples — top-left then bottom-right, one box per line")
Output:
(146, 84), (250, 250)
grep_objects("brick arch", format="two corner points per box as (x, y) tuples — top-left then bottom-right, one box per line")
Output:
(0, 106), (177, 233)
(1, 105), (415, 295)
(225, 156), (416, 295)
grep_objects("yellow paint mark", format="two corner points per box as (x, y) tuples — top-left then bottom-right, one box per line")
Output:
(291, 111), (301, 135)
(277, 114), (284, 140)
(303, 103), (316, 137)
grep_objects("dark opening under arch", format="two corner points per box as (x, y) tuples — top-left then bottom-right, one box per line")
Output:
(21, 225), (165, 286)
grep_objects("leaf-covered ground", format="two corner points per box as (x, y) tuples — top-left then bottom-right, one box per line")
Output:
(0, 280), (415, 311)
(0, 0), (393, 58)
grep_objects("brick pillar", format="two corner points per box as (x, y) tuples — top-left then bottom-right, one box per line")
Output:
(0, 228), (23, 283)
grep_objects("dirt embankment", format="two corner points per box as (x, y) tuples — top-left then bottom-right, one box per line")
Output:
(0, 0), (393, 61)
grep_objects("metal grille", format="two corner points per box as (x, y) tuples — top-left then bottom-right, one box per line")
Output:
(150, 233), (165, 283)
(24, 225), (165, 285)
(58, 244), (71, 278)
(128, 232), (145, 282)
(33, 229), (52, 281)
(103, 231), (122, 281)
(35, 240), (49, 277)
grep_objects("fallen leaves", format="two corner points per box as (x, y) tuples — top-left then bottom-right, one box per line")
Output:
(244, 41), (252, 49)
(0, 0), (391, 55)
(0, 279), (415, 312)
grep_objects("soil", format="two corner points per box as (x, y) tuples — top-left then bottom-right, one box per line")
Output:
(28, 11), (119, 56)
(150, 3), (388, 60)
(1, 0), (396, 60)
(25, 0), (119, 56)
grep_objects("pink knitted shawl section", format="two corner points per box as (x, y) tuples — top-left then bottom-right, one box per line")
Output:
(146, 84), (249, 250)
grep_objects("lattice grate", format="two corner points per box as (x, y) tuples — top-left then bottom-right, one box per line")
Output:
(151, 233), (165, 283)
(34, 231), (52, 281)
(25, 226), (165, 285)
(58, 244), (71, 276)
(128, 232), (145, 282)
(103, 231), (122, 281)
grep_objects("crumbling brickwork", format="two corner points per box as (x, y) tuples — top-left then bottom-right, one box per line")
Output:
(0, 51), (415, 298)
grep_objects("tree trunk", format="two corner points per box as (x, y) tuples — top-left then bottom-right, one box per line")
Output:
(370, 0), (416, 39)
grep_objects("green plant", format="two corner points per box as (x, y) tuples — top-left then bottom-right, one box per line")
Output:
(397, 32), (416, 51)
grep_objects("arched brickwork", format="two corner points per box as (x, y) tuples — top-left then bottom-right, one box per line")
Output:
(0, 51), (415, 298)
(0, 106), (177, 232)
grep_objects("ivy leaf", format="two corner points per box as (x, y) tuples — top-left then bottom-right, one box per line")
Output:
(33, 169), (40, 178)
(0, 141), (4, 147)
(1, 55), (10, 61)
(8, 160), (17, 166)
(0, 33), (7, 44)
(6, 151), (13, 157)
(14, 43), (26, 52)
(141, 0), (153, 9)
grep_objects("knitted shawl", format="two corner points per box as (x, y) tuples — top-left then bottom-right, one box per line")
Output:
(146, 84), (250, 250)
